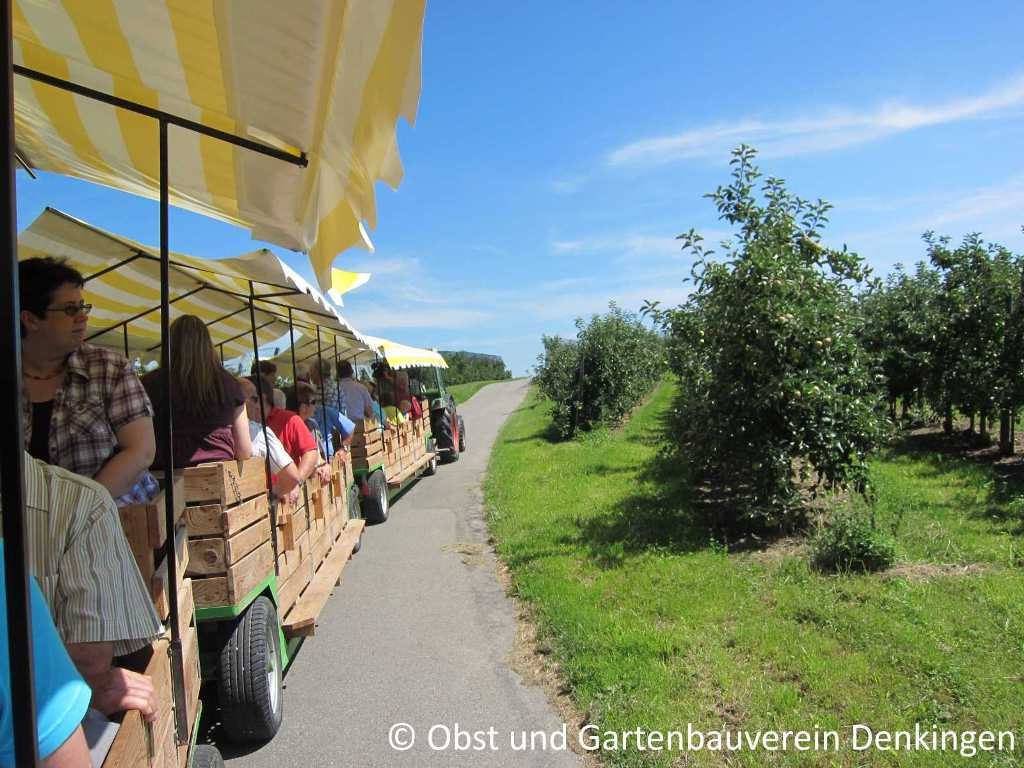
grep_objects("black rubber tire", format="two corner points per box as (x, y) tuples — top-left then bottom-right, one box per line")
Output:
(432, 404), (455, 455)
(218, 596), (283, 743)
(190, 745), (225, 768)
(347, 484), (363, 554)
(457, 415), (466, 453)
(360, 469), (389, 524)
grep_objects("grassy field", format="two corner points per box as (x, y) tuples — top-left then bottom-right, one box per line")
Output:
(448, 379), (506, 404)
(484, 383), (1024, 767)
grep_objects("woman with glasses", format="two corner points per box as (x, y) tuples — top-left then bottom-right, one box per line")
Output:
(142, 315), (252, 468)
(18, 257), (158, 505)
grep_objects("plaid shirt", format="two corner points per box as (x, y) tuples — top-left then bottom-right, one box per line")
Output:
(22, 343), (158, 505)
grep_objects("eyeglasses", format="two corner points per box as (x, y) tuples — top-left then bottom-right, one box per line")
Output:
(45, 302), (92, 317)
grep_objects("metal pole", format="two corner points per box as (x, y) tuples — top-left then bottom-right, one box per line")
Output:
(1, 0), (39, 760)
(158, 119), (189, 744)
(286, 307), (310, 515)
(219, 343), (224, 366)
(248, 281), (280, 574)
(315, 325), (331, 463)
(122, 323), (130, 360)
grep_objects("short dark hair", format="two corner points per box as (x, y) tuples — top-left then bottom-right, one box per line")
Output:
(252, 360), (277, 377)
(337, 360), (354, 379)
(19, 257), (85, 337)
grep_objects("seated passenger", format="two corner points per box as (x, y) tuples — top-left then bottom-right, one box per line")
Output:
(292, 364), (352, 460)
(252, 376), (326, 485)
(5, 452), (162, 722)
(19, 257), (157, 505)
(239, 376), (302, 501)
(290, 381), (354, 461)
(252, 361), (287, 414)
(142, 315), (252, 469)
(0, 546), (92, 767)
(336, 361), (375, 420)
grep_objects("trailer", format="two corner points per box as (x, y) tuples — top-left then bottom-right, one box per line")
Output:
(0, 2), (426, 764)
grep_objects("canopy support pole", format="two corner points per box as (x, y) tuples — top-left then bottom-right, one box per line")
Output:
(315, 324), (333, 469)
(248, 280), (280, 575)
(123, 323), (130, 361)
(158, 119), (189, 745)
(1, 0), (39, 761)
(14, 64), (308, 168)
(333, 336), (343, 414)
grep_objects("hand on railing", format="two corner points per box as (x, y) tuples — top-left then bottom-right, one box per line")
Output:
(92, 667), (157, 722)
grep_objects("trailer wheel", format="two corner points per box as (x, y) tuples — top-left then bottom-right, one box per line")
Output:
(360, 469), (389, 524)
(218, 596), (283, 743)
(457, 416), (466, 453)
(347, 484), (363, 554)
(190, 745), (225, 768)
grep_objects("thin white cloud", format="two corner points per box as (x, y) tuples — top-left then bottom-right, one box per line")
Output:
(345, 306), (492, 330)
(551, 174), (587, 195)
(552, 229), (734, 261)
(608, 73), (1024, 166)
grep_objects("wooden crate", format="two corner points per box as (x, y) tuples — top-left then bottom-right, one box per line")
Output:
(276, 499), (309, 552)
(353, 417), (380, 434)
(101, 637), (174, 768)
(118, 476), (186, 586)
(191, 540), (275, 608)
(187, 518), (270, 576)
(175, 578), (195, 640)
(276, 530), (310, 585)
(182, 458), (267, 506)
(184, 493), (269, 537)
(311, 523), (333, 570)
(277, 549), (311, 617)
(179, 623), (201, 757)
(151, 524), (189, 622)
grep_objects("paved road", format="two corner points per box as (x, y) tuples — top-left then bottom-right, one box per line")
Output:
(220, 379), (584, 767)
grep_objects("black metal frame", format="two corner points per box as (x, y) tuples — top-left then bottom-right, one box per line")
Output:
(1, 42), (309, 761)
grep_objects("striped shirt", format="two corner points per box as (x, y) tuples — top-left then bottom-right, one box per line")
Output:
(2, 453), (162, 656)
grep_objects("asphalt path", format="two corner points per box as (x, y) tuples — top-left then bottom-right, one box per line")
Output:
(220, 379), (584, 767)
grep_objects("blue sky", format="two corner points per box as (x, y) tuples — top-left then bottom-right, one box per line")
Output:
(16, 1), (1024, 376)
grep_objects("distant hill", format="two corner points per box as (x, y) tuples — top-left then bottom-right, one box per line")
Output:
(439, 350), (512, 385)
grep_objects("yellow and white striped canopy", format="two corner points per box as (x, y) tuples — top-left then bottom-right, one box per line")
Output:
(12, 0), (425, 290)
(359, 334), (447, 370)
(18, 207), (371, 363)
(328, 267), (372, 306)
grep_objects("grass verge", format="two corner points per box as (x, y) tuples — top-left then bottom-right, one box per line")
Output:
(485, 383), (1024, 767)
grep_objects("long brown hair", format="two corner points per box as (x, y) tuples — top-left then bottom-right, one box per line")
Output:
(169, 314), (226, 419)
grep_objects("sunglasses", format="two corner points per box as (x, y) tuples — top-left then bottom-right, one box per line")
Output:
(45, 302), (93, 317)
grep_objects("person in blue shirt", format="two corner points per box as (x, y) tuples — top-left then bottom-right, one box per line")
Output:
(1, 546), (91, 767)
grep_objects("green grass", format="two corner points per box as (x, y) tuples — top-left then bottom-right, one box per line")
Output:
(485, 383), (1024, 767)
(448, 379), (505, 404)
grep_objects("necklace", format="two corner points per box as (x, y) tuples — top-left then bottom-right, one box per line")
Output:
(22, 364), (66, 381)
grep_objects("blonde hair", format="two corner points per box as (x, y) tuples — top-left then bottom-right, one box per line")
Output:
(169, 314), (227, 419)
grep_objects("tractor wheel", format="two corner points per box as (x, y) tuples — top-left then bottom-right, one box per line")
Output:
(190, 745), (225, 768)
(432, 405), (456, 461)
(457, 416), (466, 453)
(360, 469), (389, 524)
(218, 596), (283, 743)
(347, 484), (363, 554)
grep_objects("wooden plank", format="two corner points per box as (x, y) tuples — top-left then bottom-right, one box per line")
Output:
(118, 503), (155, 586)
(147, 474), (186, 548)
(283, 519), (365, 638)
(151, 525), (189, 621)
(277, 530), (310, 584)
(311, 522), (331, 569)
(387, 452), (433, 488)
(310, 487), (326, 521)
(350, 443), (384, 459)
(352, 417), (380, 433)
(182, 458), (267, 505)
(180, 623), (201, 753)
(102, 709), (148, 768)
(186, 520), (270, 576)
(184, 493), (269, 537)
(277, 553), (311, 617)
(176, 578), (195, 639)
(191, 539), (275, 608)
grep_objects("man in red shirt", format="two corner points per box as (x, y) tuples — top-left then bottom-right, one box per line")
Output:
(253, 375), (328, 485)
